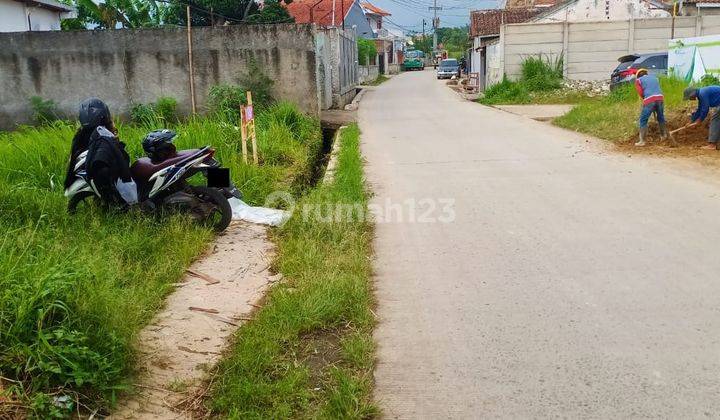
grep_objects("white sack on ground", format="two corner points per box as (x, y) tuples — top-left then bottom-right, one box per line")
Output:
(228, 197), (289, 226)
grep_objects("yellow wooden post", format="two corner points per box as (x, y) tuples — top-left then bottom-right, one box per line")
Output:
(247, 91), (259, 164)
(240, 105), (248, 163)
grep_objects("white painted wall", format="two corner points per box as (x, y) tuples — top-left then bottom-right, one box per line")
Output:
(0, 0), (68, 32)
(471, 37), (482, 77)
(535, 0), (668, 23)
(27, 6), (62, 30)
(0, 0), (29, 32)
(485, 41), (503, 87)
(498, 15), (720, 82)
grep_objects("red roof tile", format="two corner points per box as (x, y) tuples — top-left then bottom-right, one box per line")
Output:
(360, 2), (390, 16)
(470, 8), (540, 38)
(285, 0), (355, 26)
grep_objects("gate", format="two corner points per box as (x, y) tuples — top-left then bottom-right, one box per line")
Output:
(337, 29), (358, 99)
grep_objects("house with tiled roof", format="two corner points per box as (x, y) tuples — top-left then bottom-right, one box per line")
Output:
(678, 0), (720, 16)
(468, 7), (540, 89)
(530, 0), (668, 22)
(360, 2), (405, 74)
(285, 0), (374, 38)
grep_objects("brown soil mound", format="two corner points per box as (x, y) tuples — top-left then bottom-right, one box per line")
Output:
(617, 105), (720, 165)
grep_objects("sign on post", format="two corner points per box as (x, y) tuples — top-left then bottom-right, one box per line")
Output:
(669, 34), (720, 83)
(240, 91), (259, 165)
(240, 105), (248, 163)
(247, 91), (258, 165)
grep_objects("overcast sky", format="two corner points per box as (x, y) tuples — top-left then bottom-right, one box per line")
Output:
(368, 0), (499, 33)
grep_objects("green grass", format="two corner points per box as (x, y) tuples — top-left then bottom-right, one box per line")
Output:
(366, 75), (389, 86)
(480, 56), (567, 105)
(208, 124), (377, 419)
(554, 77), (688, 141)
(0, 103), (321, 417)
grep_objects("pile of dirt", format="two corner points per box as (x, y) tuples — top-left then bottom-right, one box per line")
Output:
(617, 104), (720, 164)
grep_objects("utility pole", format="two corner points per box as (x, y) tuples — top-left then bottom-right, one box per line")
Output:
(428, 1), (442, 53)
(671, 0), (678, 39)
(422, 18), (426, 51)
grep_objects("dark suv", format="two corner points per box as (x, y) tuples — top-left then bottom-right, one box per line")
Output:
(610, 52), (668, 90)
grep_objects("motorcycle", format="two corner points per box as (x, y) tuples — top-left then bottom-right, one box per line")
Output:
(64, 131), (240, 232)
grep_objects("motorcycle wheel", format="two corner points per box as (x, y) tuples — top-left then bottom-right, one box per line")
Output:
(67, 191), (96, 214)
(190, 186), (233, 232)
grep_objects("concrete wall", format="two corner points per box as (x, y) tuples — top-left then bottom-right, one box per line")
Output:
(317, 27), (358, 109)
(499, 15), (720, 82)
(0, 24), (322, 128)
(358, 65), (378, 84)
(535, 0), (667, 23)
(485, 40), (503, 87)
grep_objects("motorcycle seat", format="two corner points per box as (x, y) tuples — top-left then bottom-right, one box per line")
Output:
(131, 149), (200, 183)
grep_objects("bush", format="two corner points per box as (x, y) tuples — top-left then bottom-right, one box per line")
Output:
(239, 59), (274, 110)
(699, 73), (720, 87)
(207, 60), (275, 122)
(480, 76), (529, 105)
(521, 55), (563, 92)
(154, 97), (178, 123)
(480, 55), (563, 105)
(29, 96), (60, 125)
(358, 38), (377, 66)
(130, 103), (156, 125)
(207, 84), (247, 122)
(130, 97), (178, 126)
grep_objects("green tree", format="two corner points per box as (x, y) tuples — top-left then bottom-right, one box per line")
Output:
(244, 0), (294, 23)
(357, 38), (377, 65)
(411, 26), (468, 55)
(61, 0), (168, 29)
(164, 0), (293, 26)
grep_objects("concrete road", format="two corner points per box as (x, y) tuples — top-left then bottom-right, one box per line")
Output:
(360, 70), (720, 419)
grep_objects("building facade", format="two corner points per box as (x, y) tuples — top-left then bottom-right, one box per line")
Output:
(0, 0), (75, 32)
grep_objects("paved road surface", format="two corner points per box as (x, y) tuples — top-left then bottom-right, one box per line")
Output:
(360, 70), (720, 418)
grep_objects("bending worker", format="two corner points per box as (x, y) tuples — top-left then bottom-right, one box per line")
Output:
(683, 85), (720, 150)
(634, 68), (667, 147)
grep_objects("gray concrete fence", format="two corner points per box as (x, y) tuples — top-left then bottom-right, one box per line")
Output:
(0, 24), (355, 129)
(490, 15), (720, 85)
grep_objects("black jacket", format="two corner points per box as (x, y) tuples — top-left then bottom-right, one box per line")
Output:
(85, 126), (132, 182)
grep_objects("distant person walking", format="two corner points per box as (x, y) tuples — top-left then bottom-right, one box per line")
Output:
(683, 85), (720, 150)
(634, 68), (667, 147)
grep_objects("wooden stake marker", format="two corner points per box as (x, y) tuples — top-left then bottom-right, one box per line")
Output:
(240, 105), (248, 163)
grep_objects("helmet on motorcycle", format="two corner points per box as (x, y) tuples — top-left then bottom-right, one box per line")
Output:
(142, 129), (177, 163)
(78, 98), (111, 128)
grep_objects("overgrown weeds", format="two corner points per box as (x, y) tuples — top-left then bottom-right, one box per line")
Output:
(0, 103), (321, 417)
(130, 96), (178, 125)
(29, 96), (61, 125)
(480, 55), (569, 105)
(554, 77), (690, 142)
(208, 124), (377, 418)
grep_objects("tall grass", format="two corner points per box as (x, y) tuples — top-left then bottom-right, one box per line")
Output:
(0, 103), (321, 416)
(208, 124), (377, 418)
(481, 55), (565, 105)
(554, 77), (689, 141)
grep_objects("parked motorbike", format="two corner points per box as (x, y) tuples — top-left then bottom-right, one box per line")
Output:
(64, 130), (240, 232)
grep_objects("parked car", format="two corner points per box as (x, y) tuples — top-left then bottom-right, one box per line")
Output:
(610, 52), (668, 90)
(437, 59), (459, 79)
